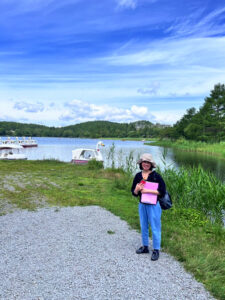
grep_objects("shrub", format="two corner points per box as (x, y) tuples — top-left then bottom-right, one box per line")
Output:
(87, 159), (104, 170)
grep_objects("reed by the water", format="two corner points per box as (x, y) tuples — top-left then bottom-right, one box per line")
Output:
(161, 165), (225, 225)
(148, 138), (225, 159)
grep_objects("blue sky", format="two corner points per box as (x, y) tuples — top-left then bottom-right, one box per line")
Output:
(0, 0), (225, 127)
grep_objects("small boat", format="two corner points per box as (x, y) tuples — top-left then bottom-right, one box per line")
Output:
(0, 137), (17, 149)
(71, 141), (105, 164)
(0, 137), (38, 148)
(17, 137), (38, 148)
(0, 144), (27, 160)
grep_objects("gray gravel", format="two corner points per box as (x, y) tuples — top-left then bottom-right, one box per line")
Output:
(0, 206), (214, 300)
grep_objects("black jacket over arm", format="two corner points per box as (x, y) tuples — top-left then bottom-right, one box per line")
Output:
(131, 170), (166, 202)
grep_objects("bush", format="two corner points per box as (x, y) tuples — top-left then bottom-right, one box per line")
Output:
(87, 159), (104, 170)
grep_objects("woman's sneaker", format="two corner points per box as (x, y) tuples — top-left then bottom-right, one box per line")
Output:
(151, 249), (159, 261)
(136, 246), (149, 254)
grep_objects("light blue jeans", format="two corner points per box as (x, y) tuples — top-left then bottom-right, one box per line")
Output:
(139, 202), (162, 250)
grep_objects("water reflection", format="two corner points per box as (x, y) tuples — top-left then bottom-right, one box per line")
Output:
(170, 148), (225, 182)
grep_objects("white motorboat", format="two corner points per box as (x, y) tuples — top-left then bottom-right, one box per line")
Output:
(0, 144), (27, 160)
(71, 141), (105, 164)
(0, 137), (16, 149)
(0, 136), (38, 148)
(17, 137), (38, 148)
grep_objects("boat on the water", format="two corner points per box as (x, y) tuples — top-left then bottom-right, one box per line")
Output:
(71, 141), (105, 164)
(17, 137), (38, 148)
(0, 137), (38, 148)
(0, 137), (14, 149)
(0, 144), (27, 160)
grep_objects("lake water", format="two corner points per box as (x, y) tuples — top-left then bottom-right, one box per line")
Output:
(171, 148), (225, 182)
(1, 137), (225, 181)
(15, 137), (172, 170)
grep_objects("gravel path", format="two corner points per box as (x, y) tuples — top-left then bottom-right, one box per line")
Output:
(0, 206), (214, 300)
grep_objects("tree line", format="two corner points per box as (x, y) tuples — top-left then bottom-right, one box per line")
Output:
(160, 83), (225, 142)
(0, 120), (167, 139)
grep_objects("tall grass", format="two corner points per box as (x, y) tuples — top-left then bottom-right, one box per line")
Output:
(110, 147), (225, 226)
(105, 144), (139, 173)
(106, 142), (116, 169)
(148, 138), (225, 159)
(87, 159), (104, 170)
(161, 166), (225, 225)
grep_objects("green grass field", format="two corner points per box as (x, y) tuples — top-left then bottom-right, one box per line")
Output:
(0, 159), (224, 299)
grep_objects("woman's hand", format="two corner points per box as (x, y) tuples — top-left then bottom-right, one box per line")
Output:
(134, 183), (144, 194)
(141, 188), (159, 195)
(141, 188), (148, 194)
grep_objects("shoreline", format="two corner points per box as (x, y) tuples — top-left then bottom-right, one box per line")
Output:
(146, 140), (225, 161)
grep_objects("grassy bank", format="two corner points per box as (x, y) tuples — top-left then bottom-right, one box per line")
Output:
(147, 139), (225, 160)
(102, 137), (155, 141)
(0, 160), (224, 299)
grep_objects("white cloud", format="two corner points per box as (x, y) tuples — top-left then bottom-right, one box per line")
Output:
(116, 0), (137, 9)
(61, 99), (152, 123)
(14, 101), (44, 113)
(103, 36), (225, 68)
(131, 105), (148, 116)
(166, 7), (225, 38)
(0, 115), (29, 123)
(0, 100), (62, 126)
(137, 82), (161, 95)
(0, 96), (196, 127)
(151, 110), (185, 125)
(115, 0), (157, 10)
(58, 111), (74, 121)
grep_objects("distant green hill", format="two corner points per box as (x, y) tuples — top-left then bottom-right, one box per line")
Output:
(0, 120), (168, 138)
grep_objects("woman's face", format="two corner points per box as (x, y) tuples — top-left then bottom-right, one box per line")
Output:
(141, 160), (151, 171)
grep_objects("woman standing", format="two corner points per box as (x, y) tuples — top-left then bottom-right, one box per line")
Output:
(131, 153), (166, 261)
